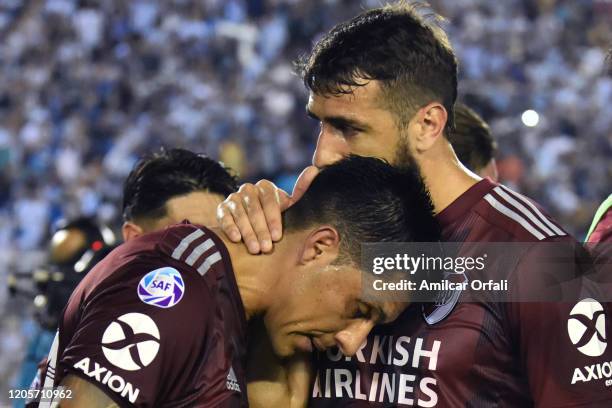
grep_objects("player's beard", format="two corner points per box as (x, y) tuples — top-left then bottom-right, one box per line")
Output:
(393, 130), (420, 171)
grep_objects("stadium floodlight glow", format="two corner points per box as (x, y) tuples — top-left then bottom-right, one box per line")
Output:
(521, 109), (540, 127)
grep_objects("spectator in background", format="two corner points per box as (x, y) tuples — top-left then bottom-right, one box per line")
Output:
(450, 103), (498, 181)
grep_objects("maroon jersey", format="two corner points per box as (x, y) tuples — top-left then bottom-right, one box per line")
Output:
(40, 223), (247, 407)
(311, 179), (612, 407)
(588, 208), (612, 244)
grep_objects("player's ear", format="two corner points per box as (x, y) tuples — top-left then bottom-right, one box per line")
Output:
(299, 226), (340, 265)
(122, 221), (144, 242)
(411, 102), (447, 152)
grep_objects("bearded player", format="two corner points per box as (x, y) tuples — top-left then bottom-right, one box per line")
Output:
(39, 156), (439, 407)
(218, 3), (611, 407)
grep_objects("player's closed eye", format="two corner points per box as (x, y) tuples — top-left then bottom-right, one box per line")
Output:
(351, 302), (372, 320)
(334, 124), (359, 138)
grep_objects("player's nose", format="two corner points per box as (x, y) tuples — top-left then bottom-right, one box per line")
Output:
(334, 319), (374, 357)
(312, 130), (347, 168)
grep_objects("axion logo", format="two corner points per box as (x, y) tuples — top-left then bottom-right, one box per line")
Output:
(567, 298), (607, 357)
(74, 357), (140, 403)
(102, 313), (161, 371)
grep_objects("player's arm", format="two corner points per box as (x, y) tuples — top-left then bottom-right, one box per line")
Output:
(217, 166), (319, 254)
(247, 320), (312, 408)
(247, 354), (311, 408)
(55, 375), (118, 408)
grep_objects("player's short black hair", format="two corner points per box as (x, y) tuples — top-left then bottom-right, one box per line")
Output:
(284, 155), (440, 265)
(122, 148), (238, 222)
(449, 103), (497, 172)
(296, 1), (458, 133)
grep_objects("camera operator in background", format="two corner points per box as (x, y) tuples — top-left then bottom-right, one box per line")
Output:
(10, 217), (116, 408)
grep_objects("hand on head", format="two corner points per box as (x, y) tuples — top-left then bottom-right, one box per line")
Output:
(217, 166), (320, 254)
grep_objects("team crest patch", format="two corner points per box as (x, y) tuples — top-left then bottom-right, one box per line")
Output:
(138, 267), (185, 308)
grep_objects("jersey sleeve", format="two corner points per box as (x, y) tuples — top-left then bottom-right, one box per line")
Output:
(57, 258), (212, 407)
(506, 240), (612, 406)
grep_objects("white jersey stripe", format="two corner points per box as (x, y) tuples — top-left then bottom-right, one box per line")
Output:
(171, 229), (205, 260)
(493, 187), (555, 237)
(185, 239), (215, 266)
(484, 194), (546, 240)
(39, 332), (60, 408)
(197, 251), (222, 276)
(499, 184), (566, 236)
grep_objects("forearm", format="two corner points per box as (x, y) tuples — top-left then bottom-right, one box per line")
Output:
(57, 375), (118, 408)
(247, 353), (312, 408)
(246, 319), (312, 408)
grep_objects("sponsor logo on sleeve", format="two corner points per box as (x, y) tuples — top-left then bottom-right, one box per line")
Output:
(101, 313), (161, 371)
(568, 299), (612, 387)
(74, 357), (140, 403)
(567, 298), (607, 357)
(138, 267), (185, 308)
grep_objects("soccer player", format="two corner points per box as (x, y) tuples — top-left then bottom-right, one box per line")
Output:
(40, 156), (439, 407)
(451, 103), (498, 181)
(120, 148), (239, 241)
(586, 194), (612, 243)
(27, 148), (239, 407)
(217, 3), (611, 407)
(585, 51), (612, 244)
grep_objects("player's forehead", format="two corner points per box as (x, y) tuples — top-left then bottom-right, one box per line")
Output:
(306, 80), (385, 120)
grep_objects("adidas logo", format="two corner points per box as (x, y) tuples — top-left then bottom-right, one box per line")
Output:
(226, 366), (241, 393)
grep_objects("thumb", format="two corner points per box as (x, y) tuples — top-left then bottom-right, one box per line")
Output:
(288, 166), (319, 208)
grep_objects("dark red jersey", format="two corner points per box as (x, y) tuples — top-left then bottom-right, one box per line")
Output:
(587, 196), (612, 244)
(39, 223), (247, 408)
(311, 178), (612, 407)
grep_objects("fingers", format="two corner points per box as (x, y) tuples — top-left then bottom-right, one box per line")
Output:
(217, 199), (241, 242)
(290, 166), (319, 206)
(217, 181), (279, 254)
(216, 167), (319, 255)
(218, 192), (261, 253)
(241, 183), (274, 253)
(256, 180), (286, 242)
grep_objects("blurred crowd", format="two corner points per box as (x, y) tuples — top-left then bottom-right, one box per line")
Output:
(0, 0), (611, 396)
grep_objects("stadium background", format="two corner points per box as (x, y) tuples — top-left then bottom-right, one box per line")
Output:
(0, 0), (610, 403)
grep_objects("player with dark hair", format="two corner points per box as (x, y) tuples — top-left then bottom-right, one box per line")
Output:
(39, 156), (439, 407)
(451, 103), (498, 181)
(24, 149), (239, 407)
(218, 2), (611, 407)
(121, 147), (238, 241)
